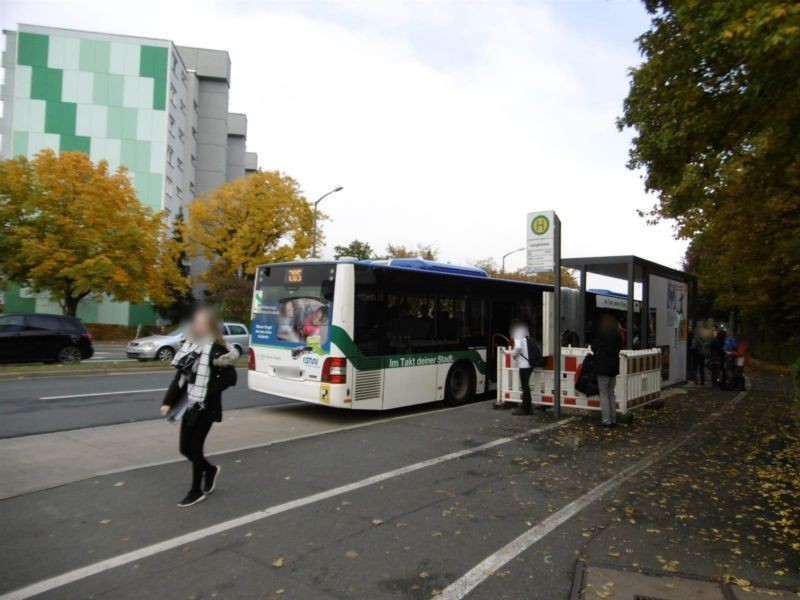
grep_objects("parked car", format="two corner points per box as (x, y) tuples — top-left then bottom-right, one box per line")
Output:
(0, 313), (94, 364)
(125, 322), (250, 362)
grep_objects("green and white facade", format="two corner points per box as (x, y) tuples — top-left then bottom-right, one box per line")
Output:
(1, 24), (259, 324)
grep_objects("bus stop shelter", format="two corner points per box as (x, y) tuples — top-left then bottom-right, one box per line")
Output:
(562, 255), (697, 385)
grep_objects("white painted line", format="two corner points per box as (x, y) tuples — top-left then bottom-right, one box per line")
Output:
(435, 387), (750, 599)
(0, 418), (574, 600)
(40, 388), (167, 400)
(48, 400), (504, 480)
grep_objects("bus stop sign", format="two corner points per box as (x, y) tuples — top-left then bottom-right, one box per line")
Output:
(527, 211), (556, 273)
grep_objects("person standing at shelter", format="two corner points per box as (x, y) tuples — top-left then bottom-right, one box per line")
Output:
(709, 328), (727, 388)
(591, 314), (622, 427)
(729, 336), (749, 391)
(692, 325), (707, 385)
(509, 319), (533, 416)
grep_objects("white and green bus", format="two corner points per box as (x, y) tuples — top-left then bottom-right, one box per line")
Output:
(248, 258), (549, 410)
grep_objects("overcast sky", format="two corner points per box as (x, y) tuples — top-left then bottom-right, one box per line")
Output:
(1, 0), (688, 275)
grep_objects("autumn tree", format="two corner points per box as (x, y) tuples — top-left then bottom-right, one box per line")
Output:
(152, 208), (195, 324)
(186, 171), (314, 321)
(619, 1), (800, 336)
(475, 258), (577, 287)
(385, 243), (439, 260)
(0, 150), (179, 316)
(334, 239), (374, 260)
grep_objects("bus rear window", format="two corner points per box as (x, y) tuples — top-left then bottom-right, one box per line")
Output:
(252, 265), (336, 349)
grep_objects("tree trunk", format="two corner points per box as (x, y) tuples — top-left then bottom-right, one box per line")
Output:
(62, 289), (89, 317)
(64, 294), (80, 317)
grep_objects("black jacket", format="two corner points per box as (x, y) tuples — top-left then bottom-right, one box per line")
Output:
(162, 342), (238, 422)
(591, 330), (622, 377)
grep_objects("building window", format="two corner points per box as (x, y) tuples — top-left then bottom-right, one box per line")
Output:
(179, 99), (186, 114)
(168, 114), (175, 137)
(177, 158), (183, 171)
(178, 128), (184, 142)
(166, 176), (173, 198)
(176, 186), (183, 199)
(167, 146), (174, 167)
(181, 71), (187, 86)
(172, 55), (178, 74)
(169, 84), (177, 107)
(191, 127), (197, 140)
(193, 100), (198, 112)
(190, 154), (197, 167)
(189, 181), (196, 195)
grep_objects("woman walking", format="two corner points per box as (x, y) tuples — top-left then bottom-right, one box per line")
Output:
(160, 307), (239, 507)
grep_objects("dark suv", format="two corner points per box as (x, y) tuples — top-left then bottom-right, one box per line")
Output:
(0, 313), (94, 364)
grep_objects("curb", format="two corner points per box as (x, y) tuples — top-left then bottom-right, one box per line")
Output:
(0, 367), (174, 381)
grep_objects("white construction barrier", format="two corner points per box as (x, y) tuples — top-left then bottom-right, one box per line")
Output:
(496, 346), (662, 415)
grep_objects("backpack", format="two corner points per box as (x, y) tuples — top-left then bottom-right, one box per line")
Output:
(575, 354), (599, 396)
(524, 336), (548, 368)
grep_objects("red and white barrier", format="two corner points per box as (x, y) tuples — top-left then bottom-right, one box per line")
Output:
(496, 346), (662, 415)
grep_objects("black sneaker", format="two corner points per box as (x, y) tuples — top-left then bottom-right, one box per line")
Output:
(202, 465), (221, 495)
(178, 490), (206, 508)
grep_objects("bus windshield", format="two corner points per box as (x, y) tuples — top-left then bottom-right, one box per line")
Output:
(252, 264), (336, 350)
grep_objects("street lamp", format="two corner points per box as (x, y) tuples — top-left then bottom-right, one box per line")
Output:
(311, 186), (343, 258)
(501, 247), (525, 274)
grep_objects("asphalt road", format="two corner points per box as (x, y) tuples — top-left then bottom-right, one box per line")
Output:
(0, 375), (796, 600)
(0, 368), (290, 438)
(86, 343), (132, 363)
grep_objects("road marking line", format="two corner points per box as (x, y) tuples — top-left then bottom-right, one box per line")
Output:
(0, 418), (574, 600)
(29, 400), (501, 482)
(435, 386), (750, 599)
(39, 388), (167, 400)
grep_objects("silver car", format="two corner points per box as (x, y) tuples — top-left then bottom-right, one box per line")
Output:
(126, 322), (250, 362)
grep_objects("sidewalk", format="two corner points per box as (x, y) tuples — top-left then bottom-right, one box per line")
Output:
(0, 403), (394, 500)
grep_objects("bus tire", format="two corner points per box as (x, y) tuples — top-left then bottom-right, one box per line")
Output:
(445, 361), (476, 406)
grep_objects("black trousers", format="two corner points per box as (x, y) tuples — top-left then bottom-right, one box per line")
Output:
(710, 361), (726, 387)
(732, 365), (746, 390)
(519, 367), (533, 411)
(179, 409), (215, 493)
(695, 354), (706, 384)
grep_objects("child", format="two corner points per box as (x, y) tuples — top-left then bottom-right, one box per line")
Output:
(301, 305), (329, 338)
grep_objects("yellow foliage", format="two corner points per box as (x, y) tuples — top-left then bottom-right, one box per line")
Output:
(186, 171), (314, 279)
(185, 171), (313, 321)
(0, 150), (179, 315)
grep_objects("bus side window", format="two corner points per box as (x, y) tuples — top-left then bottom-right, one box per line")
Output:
(354, 290), (385, 357)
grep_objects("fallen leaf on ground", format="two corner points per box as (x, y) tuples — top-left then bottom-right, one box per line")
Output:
(272, 557), (284, 568)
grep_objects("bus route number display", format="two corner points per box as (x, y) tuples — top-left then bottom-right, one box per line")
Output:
(286, 268), (303, 284)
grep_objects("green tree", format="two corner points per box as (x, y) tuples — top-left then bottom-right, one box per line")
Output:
(186, 170), (314, 322)
(0, 150), (179, 316)
(619, 0), (800, 333)
(152, 208), (195, 324)
(333, 239), (374, 260)
(385, 243), (439, 260)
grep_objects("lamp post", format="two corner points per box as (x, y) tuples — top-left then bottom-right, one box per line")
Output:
(311, 186), (343, 258)
(501, 247), (525, 274)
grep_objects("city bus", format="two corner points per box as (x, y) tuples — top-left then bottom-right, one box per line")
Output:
(247, 258), (550, 410)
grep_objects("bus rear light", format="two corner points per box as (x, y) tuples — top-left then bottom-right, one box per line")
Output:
(248, 348), (256, 370)
(322, 357), (347, 384)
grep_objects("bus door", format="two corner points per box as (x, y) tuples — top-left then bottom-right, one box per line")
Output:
(489, 300), (515, 381)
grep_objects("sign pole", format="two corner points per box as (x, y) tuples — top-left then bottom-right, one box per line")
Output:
(553, 215), (561, 420)
(526, 210), (562, 420)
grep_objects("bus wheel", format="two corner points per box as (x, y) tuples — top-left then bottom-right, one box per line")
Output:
(445, 362), (475, 406)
